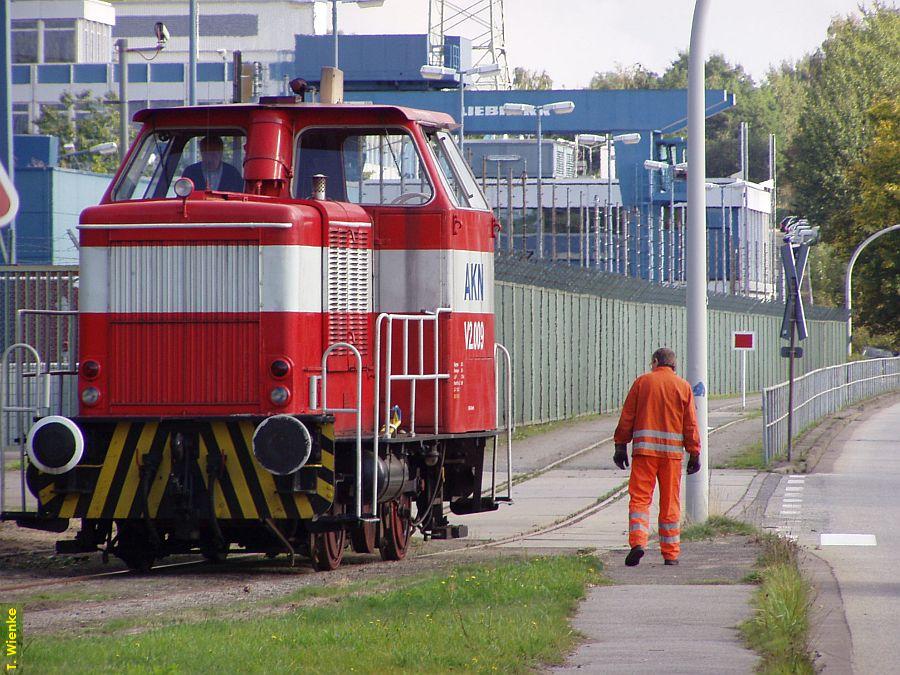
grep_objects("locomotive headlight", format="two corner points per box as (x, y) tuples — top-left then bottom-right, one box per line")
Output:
(252, 415), (311, 475)
(26, 416), (85, 475)
(270, 359), (291, 379)
(270, 386), (290, 406)
(81, 360), (101, 380)
(81, 387), (101, 406)
(173, 177), (195, 198)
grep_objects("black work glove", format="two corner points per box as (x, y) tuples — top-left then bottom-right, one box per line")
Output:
(613, 444), (629, 470)
(686, 454), (701, 475)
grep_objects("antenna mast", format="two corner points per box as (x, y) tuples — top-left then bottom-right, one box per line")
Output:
(427, 0), (511, 90)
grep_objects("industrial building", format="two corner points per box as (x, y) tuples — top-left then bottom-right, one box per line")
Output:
(5, 0), (779, 299)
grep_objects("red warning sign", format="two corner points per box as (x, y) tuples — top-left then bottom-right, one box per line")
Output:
(732, 331), (756, 351)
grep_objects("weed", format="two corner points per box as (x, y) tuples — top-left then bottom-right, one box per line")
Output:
(681, 515), (756, 541)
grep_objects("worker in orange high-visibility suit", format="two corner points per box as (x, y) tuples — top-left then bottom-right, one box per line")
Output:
(613, 347), (701, 566)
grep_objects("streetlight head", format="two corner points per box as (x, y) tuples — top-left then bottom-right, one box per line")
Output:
(612, 132), (642, 145)
(468, 63), (501, 76)
(575, 134), (605, 145)
(90, 142), (118, 156)
(485, 154), (521, 162)
(420, 64), (456, 80)
(154, 22), (169, 45)
(545, 100), (575, 115)
(643, 159), (669, 171)
(502, 102), (534, 116)
(356, 0), (385, 6)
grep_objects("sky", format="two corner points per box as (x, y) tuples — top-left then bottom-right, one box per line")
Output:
(338, 0), (893, 88)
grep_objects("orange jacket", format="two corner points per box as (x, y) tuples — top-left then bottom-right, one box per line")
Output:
(614, 366), (701, 460)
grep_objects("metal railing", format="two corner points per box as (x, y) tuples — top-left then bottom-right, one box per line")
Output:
(372, 309), (451, 517)
(762, 357), (900, 463)
(0, 343), (49, 515)
(320, 342), (370, 521)
(490, 342), (513, 503)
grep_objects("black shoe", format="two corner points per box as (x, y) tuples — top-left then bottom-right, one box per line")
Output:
(625, 546), (645, 567)
(664, 559), (679, 566)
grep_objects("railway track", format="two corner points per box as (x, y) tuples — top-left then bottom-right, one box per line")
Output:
(0, 406), (757, 592)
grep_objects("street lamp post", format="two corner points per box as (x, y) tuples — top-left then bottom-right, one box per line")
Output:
(502, 101), (575, 259)
(331, 1), (385, 69)
(486, 154), (520, 252)
(845, 223), (900, 356)
(686, 0), (712, 524)
(116, 23), (168, 162)
(420, 63), (501, 155)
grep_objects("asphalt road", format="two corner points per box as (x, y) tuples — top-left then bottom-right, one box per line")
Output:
(775, 400), (900, 673)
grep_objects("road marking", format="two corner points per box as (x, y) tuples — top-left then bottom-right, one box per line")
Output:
(783, 498), (803, 503)
(785, 486), (804, 492)
(781, 510), (801, 516)
(789, 474), (805, 478)
(788, 478), (805, 484)
(820, 534), (877, 546)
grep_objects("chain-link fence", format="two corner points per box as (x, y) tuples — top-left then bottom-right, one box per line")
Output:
(762, 357), (900, 463)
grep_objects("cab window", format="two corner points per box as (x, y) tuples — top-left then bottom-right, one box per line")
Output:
(293, 128), (433, 206)
(111, 130), (245, 201)
(425, 130), (490, 211)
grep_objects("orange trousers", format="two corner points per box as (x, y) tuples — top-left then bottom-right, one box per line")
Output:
(628, 454), (683, 560)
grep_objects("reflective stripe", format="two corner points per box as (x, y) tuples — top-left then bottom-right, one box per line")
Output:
(633, 442), (685, 454)
(658, 522), (680, 532)
(630, 522), (650, 532)
(634, 429), (684, 441)
(629, 511), (650, 521)
(660, 535), (681, 544)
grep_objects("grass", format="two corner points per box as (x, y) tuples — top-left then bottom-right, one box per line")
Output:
(681, 515), (756, 541)
(23, 554), (604, 674)
(740, 533), (815, 674)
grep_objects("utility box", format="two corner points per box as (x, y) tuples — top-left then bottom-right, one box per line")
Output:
(320, 67), (344, 104)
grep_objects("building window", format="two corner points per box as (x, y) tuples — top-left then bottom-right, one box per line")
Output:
(12, 103), (30, 135)
(12, 20), (38, 64)
(44, 19), (77, 63)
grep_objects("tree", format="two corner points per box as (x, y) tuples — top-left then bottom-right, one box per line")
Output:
(783, 5), (900, 340)
(513, 67), (553, 90)
(786, 5), (900, 239)
(589, 63), (661, 90)
(36, 90), (120, 173)
(845, 99), (900, 344)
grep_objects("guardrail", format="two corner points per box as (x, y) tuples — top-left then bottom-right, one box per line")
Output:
(762, 357), (900, 463)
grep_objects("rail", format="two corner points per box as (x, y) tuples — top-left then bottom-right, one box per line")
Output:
(762, 356), (900, 463)
(320, 342), (369, 521)
(491, 342), (513, 503)
(373, 309), (451, 518)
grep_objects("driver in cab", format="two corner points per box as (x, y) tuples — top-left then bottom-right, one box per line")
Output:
(182, 135), (243, 192)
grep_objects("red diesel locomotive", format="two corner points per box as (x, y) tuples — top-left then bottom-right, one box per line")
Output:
(14, 96), (512, 571)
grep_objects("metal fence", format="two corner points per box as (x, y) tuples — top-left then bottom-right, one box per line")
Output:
(495, 256), (847, 427)
(761, 357), (900, 463)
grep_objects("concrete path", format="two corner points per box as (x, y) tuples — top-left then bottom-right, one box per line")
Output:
(552, 585), (757, 674)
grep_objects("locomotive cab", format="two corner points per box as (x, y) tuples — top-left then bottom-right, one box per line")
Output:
(7, 100), (512, 571)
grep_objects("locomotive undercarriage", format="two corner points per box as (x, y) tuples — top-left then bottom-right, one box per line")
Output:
(19, 415), (498, 572)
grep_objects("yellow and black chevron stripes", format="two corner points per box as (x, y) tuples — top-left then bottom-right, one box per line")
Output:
(32, 419), (335, 522)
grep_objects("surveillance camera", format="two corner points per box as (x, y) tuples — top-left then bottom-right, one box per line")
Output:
(154, 22), (169, 45)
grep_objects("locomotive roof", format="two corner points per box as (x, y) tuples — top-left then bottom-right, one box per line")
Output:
(133, 103), (457, 129)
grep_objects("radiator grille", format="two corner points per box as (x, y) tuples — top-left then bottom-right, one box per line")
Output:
(110, 243), (259, 313)
(108, 241), (259, 406)
(327, 227), (371, 355)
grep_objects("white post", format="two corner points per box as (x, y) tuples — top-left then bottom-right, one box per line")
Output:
(189, 0), (198, 106)
(537, 108), (544, 258)
(686, 0), (711, 524)
(741, 350), (746, 409)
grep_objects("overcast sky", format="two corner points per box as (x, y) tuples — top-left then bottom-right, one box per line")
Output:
(338, 1), (892, 88)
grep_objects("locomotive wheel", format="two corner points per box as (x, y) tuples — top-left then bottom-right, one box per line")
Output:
(311, 528), (347, 571)
(350, 503), (377, 554)
(379, 494), (412, 561)
(115, 523), (157, 573)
